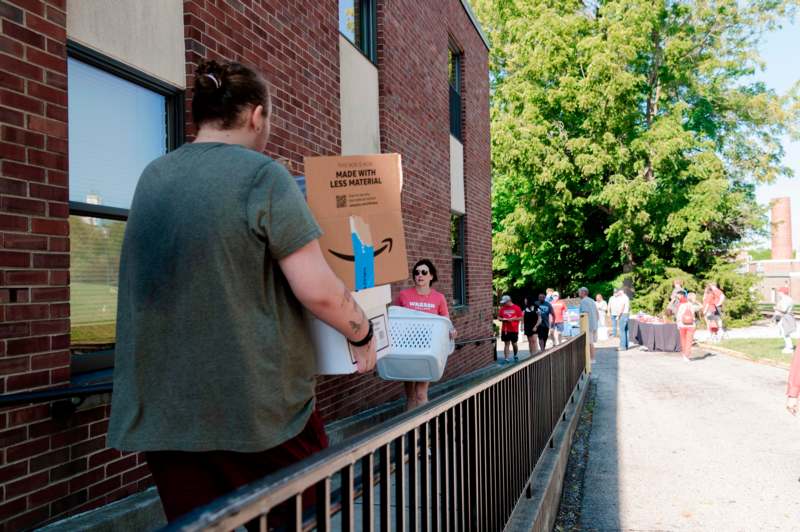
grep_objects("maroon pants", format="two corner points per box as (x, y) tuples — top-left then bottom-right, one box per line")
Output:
(145, 409), (328, 527)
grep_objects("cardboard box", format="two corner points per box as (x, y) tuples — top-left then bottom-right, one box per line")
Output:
(307, 285), (392, 375)
(304, 154), (408, 291)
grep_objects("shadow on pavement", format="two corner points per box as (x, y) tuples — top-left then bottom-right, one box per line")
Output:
(579, 346), (621, 530)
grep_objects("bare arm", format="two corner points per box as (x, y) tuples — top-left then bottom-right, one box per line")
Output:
(279, 240), (376, 372)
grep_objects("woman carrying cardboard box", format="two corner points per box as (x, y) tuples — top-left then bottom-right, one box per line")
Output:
(108, 60), (376, 525)
(394, 259), (457, 409)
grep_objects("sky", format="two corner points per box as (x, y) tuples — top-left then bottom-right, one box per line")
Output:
(753, 19), (800, 250)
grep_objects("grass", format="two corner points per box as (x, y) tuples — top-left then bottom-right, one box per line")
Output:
(70, 281), (118, 345)
(715, 338), (794, 367)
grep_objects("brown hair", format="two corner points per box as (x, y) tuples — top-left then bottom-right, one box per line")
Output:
(192, 60), (270, 129)
(412, 259), (438, 286)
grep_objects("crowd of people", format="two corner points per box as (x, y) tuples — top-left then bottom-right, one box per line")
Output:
(497, 286), (634, 362)
(495, 279), (738, 364)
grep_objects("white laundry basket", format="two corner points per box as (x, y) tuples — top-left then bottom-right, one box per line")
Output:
(377, 306), (455, 382)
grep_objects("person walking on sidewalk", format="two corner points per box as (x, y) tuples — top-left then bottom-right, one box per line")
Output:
(535, 293), (554, 352)
(579, 287), (599, 360)
(395, 259), (454, 409)
(499, 295), (523, 362)
(676, 294), (699, 361)
(108, 60), (377, 525)
(703, 285), (721, 342)
(616, 288), (631, 351)
(608, 289), (621, 337)
(551, 291), (567, 345)
(708, 282), (727, 336)
(524, 296), (542, 355)
(774, 286), (795, 354)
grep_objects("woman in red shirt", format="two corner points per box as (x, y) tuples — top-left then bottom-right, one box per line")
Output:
(394, 259), (455, 409)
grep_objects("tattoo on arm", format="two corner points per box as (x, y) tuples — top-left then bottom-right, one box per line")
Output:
(341, 288), (368, 337)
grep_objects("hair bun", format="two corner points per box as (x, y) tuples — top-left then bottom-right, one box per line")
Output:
(195, 60), (225, 93)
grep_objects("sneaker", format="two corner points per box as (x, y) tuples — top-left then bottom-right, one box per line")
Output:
(682, 356), (691, 362)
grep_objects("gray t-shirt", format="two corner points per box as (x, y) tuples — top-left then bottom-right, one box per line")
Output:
(579, 296), (599, 332)
(108, 142), (322, 452)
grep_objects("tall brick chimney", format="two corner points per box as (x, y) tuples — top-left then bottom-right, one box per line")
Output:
(771, 197), (793, 260)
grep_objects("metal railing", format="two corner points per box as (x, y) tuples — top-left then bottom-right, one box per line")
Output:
(163, 334), (587, 532)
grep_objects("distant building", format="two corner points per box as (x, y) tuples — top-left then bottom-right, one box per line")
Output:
(742, 197), (800, 302)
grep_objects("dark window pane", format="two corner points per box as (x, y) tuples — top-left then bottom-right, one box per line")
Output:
(451, 214), (466, 306)
(68, 58), (167, 210)
(453, 259), (464, 307)
(69, 215), (125, 350)
(449, 85), (462, 140)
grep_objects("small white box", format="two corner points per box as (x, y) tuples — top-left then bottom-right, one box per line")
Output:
(377, 306), (455, 382)
(307, 285), (391, 375)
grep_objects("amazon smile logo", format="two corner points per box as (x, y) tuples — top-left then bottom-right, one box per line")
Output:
(328, 238), (394, 262)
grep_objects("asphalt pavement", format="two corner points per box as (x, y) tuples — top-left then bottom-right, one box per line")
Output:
(580, 343), (800, 530)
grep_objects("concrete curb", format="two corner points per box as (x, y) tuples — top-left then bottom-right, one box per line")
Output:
(506, 372), (590, 532)
(37, 487), (165, 531)
(696, 343), (791, 370)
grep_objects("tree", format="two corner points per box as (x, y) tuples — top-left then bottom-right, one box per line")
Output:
(475, 0), (799, 295)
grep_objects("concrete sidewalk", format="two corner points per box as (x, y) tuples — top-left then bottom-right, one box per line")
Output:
(581, 345), (800, 530)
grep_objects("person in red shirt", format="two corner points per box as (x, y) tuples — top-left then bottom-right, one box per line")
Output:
(708, 282), (726, 335)
(498, 295), (523, 363)
(550, 291), (567, 345)
(394, 259), (454, 409)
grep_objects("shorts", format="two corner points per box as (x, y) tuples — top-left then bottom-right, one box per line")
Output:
(537, 326), (550, 345)
(554, 322), (565, 333)
(501, 331), (519, 343)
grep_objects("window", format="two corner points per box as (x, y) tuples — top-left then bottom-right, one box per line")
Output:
(451, 214), (466, 307)
(449, 47), (463, 141)
(68, 42), (183, 354)
(339, 0), (377, 63)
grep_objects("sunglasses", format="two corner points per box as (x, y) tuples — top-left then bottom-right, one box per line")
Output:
(414, 269), (430, 276)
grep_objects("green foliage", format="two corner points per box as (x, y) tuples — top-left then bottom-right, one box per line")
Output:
(746, 247), (772, 261)
(705, 262), (761, 326)
(475, 0), (799, 313)
(627, 262), (760, 326)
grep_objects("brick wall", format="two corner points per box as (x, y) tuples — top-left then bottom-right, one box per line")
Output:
(0, 0), (491, 527)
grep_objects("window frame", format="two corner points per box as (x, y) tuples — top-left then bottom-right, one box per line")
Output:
(66, 40), (185, 219)
(67, 41), (184, 364)
(339, 0), (378, 64)
(451, 213), (467, 308)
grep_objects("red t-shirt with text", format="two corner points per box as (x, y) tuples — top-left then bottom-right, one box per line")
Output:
(395, 288), (449, 317)
(499, 304), (523, 333)
(551, 300), (567, 324)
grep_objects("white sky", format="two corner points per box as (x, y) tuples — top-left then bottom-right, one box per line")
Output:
(754, 19), (800, 250)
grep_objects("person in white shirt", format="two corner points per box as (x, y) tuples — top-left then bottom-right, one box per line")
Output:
(775, 287), (795, 354)
(579, 287), (600, 360)
(615, 289), (631, 350)
(608, 290), (621, 337)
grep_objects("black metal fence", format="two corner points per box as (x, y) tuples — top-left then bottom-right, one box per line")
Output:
(163, 334), (587, 532)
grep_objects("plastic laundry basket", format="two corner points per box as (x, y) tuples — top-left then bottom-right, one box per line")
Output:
(377, 306), (455, 382)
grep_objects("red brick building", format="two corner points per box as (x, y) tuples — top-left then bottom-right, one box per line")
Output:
(0, 0), (491, 527)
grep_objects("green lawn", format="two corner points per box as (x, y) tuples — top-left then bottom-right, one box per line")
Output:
(716, 338), (795, 367)
(70, 282), (117, 345)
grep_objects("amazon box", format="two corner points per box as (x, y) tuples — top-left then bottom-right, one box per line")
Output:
(304, 154), (408, 291)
